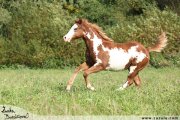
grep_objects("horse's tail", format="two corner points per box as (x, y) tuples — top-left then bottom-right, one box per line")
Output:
(147, 32), (167, 52)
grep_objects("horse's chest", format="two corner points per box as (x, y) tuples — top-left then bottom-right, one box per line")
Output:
(85, 50), (96, 67)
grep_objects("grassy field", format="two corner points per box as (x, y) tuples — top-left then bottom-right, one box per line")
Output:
(0, 67), (179, 116)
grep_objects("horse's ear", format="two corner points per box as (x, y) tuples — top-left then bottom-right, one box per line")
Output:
(75, 19), (82, 24)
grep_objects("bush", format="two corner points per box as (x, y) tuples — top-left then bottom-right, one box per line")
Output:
(0, 0), (179, 68)
(106, 4), (180, 67)
(0, 0), (83, 68)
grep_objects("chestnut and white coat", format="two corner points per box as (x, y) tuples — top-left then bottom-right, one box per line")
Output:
(63, 19), (167, 91)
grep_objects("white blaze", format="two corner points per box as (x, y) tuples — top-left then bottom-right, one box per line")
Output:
(64, 24), (78, 42)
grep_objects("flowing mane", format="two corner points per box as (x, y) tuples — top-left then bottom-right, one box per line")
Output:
(81, 19), (114, 42)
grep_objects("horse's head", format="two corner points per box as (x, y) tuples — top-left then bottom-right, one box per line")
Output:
(63, 19), (85, 42)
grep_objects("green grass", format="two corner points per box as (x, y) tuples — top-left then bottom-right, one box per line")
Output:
(0, 67), (179, 115)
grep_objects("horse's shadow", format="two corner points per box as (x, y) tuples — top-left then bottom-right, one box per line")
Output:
(56, 83), (66, 92)
(55, 83), (89, 93)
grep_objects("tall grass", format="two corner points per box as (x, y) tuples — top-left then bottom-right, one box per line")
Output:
(0, 67), (179, 115)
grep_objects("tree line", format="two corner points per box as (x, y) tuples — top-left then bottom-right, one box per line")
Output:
(0, 0), (179, 68)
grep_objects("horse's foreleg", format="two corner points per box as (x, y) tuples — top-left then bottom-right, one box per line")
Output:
(83, 64), (104, 91)
(66, 62), (89, 91)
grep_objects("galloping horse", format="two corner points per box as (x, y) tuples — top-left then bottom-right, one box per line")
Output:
(63, 19), (167, 91)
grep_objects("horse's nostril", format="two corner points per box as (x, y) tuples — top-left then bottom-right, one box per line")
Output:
(64, 36), (66, 39)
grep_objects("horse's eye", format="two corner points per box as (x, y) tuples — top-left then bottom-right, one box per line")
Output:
(74, 28), (77, 31)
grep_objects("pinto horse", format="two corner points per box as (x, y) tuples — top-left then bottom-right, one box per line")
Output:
(63, 19), (167, 91)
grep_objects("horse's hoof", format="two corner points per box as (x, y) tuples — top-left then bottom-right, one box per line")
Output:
(87, 86), (95, 91)
(66, 90), (71, 92)
(90, 87), (95, 91)
(66, 89), (71, 92)
(66, 86), (71, 91)
(87, 84), (95, 91)
(116, 87), (125, 91)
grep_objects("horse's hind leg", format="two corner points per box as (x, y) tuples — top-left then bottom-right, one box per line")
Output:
(117, 66), (138, 91)
(117, 56), (149, 91)
(134, 75), (141, 87)
(66, 62), (89, 91)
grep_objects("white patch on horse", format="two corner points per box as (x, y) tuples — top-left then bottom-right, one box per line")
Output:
(136, 51), (146, 63)
(86, 32), (91, 39)
(128, 46), (146, 63)
(129, 66), (137, 74)
(106, 46), (146, 71)
(107, 48), (130, 70)
(94, 58), (102, 66)
(64, 24), (78, 42)
(89, 34), (102, 56)
(86, 32), (103, 65)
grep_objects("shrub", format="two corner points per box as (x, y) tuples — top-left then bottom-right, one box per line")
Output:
(106, 4), (180, 67)
(0, 0), (179, 68)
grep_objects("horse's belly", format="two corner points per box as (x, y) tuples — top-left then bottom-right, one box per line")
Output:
(105, 49), (131, 71)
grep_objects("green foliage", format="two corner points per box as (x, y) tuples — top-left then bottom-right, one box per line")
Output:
(149, 53), (169, 68)
(0, 8), (11, 24)
(106, 3), (180, 67)
(76, 0), (118, 26)
(0, 0), (179, 68)
(0, 0), (84, 68)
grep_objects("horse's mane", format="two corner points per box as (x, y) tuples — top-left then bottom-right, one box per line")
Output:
(81, 19), (114, 42)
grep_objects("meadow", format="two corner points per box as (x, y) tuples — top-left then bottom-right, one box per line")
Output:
(0, 67), (179, 116)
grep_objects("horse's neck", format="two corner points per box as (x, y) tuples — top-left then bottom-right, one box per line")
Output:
(83, 38), (93, 51)
(83, 32), (104, 51)
(83, 36), (94, 53)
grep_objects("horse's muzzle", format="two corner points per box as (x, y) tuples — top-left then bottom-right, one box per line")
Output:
(63, 36), (71, 42)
